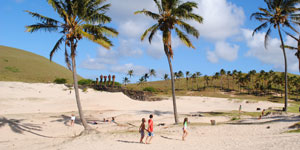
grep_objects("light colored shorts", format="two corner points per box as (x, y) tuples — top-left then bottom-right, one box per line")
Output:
(148, 132), (154, 136)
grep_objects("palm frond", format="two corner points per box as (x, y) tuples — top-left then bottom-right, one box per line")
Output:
(176, 1), (197, 12)
(264, 27), (271, 49)
(140, 24), (159, 41)
(81, 30), (113, 49)
(64, 43), (71, 70)
(148, 24), (160, 43)
(252, 22), (269, 36)
(182, 13), (203, 23)
(25, 10), (59, 25)
(82, 24), (118, 37)
(25, 23), (58, 33)
(177, 20), (199, 38)
(134, 9), (160, 20)
(50, 36), (65, 61)
(175, 27), (195, 48)
(154, 0), (163, 13)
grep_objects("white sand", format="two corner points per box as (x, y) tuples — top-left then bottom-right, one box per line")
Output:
(0, 81), (299, 150)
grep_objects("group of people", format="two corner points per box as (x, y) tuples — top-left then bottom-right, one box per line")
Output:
(70, 113), (189, 144)
(139, 114), (189, 144)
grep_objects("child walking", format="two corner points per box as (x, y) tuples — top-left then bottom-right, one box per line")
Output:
(182, 118), (188, 141)
(145, 114), (154, 144)
(139, 118), (146, 143)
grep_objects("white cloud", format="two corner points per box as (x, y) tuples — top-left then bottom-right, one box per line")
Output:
(110, 63), (148, 76)
(191, 0), (245, 41)
(206, 41), (239, 63)
(243, 29), (299, 72)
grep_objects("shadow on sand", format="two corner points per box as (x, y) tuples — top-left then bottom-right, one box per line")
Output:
(138, 110), (173, 116)
(117, 140), (141, 144)
(0, 117), (53, 138)
(160, 135), (181, 141)
(227, 115), (300, 125)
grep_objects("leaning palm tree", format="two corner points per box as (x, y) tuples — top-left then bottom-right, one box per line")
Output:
(251, 0), (300, 111)
(283, 34), (300, 72)
(149, 69), (156, 81)
(25, 0), (118, 130)
(135, 0), (203, 124)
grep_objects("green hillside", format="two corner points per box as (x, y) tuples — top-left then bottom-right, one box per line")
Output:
(0, 45), (82, 83)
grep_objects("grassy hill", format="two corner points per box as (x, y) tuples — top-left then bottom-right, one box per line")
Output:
(0, 45), (82, 83)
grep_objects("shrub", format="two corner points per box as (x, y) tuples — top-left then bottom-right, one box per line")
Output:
(78, 79), (94, 85)
(143, 87), (157, 92)
(54, 78), (67, 84)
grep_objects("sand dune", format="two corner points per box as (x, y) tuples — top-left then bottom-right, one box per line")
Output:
(0, 81), (299, 150)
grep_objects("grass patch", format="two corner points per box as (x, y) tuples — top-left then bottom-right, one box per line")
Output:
(287, 129), (300, 133)
(5, 66), (19, 72)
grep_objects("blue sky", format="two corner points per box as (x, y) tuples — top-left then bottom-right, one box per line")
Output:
(1, 0), (300, 83)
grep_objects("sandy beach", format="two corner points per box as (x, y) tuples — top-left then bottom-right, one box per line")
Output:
(0, 81), (299, 150)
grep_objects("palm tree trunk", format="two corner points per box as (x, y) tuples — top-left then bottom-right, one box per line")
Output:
(165, 45), (178, 124)
(278, 26), (288, 112)
(71, 43), (91, 130)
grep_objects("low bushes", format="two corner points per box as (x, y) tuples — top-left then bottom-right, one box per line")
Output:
(143, 87), (157, 92)
(53, 78), (67, 84)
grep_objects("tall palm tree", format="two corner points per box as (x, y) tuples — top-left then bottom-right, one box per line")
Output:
(251, 0), (300, 111)
(226, 71), (231, 90)
(135, 0), (203, 124)
(204, 75), (210, 88)
(25, 0), (118, 130)
(185, 71), (190, 90)
(128, 69), (134, 78)
(220, 69), (226, 90)
(196, 72), (201, 90)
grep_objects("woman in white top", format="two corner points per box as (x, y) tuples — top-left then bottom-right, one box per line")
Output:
(182, 118), (188, 141)
(70, 114), (75, 126)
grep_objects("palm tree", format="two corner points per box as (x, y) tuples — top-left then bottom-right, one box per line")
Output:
(196, 72), (201, 90)
(163, 73), (169, 80)
(213, 72), (220, 91)
(144, 73), (150, 82)
(232, 70), (237, 91)
(185, 71), (190, 90)
(138, 77), (145, 86)
(226, 71), (231, 90)
(220, 69), (225, 90)
(135, 0), (203, 124)
(149, 69), (156, 81)
(248, 70), (256, 94)
(251, 0), (300, 111)
(123, 77), (130, 86)
(204, 75), (210, 88)
(128, 70), (134, 78)
(25, 0), (118, 130)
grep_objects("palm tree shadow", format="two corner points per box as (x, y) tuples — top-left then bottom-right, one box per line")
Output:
(227, 116), (300, 125)
(160, 135), (181, 141)
(0, 117), (52, 138)
(116, 140), (141, 144)
(138, 110), (173, 116)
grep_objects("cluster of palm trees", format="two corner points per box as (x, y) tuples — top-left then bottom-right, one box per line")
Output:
(205, 69), (300, 99)
(25, 0), (300, 129)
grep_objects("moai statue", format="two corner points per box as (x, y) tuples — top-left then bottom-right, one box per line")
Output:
(108, 74), (111, 85)
(100, 75), (103, 84)
(104, 76), (107, 86)
(96, 78), (99, 86)
(112, 75), (116, 86)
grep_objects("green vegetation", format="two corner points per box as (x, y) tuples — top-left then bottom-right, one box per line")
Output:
(0, 45), (82, 83)
(78, 79), (94, 85)
(143, 87), (157, 92)
(54, 78), (67, 84)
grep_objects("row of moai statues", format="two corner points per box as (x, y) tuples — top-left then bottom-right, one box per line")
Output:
(96, 74), (116, 86)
